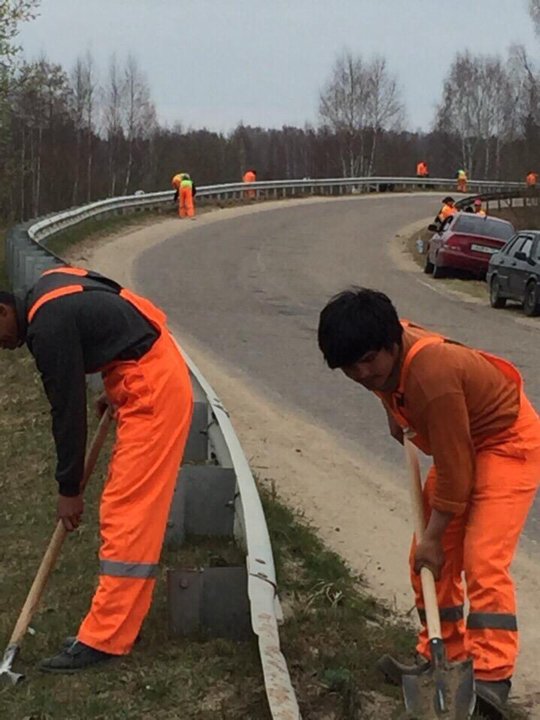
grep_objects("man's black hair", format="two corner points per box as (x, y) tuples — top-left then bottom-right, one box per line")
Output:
(318, 287), (403, 369)
(0, 291), (15, 307)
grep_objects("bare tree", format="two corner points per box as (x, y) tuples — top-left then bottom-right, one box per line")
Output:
(70, 51), (97, 203)
(319, 50), (369, 176)
(365, 56), (404, 174)
(102, 54), (126, 196)
(529, 0), (540, 36)
(319, 50), (403, 176)
(122, 54), (156, 193)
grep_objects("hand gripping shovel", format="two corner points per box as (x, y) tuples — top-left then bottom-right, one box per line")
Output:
(402, 437), (475, 719)
(0, 409), (113, 685)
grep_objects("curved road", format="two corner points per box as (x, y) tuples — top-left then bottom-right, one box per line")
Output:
(134, 194), (540, 542)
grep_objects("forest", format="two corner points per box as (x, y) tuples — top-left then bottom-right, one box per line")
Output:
(2, 1), (540, 221)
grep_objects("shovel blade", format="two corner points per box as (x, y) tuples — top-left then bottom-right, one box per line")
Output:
(402, 658), (475, 719)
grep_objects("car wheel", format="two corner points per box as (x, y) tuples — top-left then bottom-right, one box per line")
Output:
(489, 277), (506, 309)
(432, 261), (445, 279)
(424, 253), (434, 274)
(523, 281), (540, 317)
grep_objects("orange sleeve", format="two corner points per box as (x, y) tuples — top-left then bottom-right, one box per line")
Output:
(416, 392), (475, 515)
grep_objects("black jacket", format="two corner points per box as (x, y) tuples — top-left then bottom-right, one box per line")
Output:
(18, 270), (159, 496)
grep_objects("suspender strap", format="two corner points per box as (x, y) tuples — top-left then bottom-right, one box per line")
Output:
(27, 285), (84, 323)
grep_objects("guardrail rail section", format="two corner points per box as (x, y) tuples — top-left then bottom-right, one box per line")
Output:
(6, 177), (538, 719)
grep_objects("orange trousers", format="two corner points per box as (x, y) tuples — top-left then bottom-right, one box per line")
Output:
(457, 179), (468, 193)
(179, 186), (195, 218)
(410, 394), (540, 680)
(77, 316), (193, 655)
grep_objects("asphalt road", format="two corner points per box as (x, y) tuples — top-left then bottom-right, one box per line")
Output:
(134, 194), (540, 541)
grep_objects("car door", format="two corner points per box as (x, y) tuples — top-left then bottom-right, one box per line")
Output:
(508, 235), (535, 297)
(429, 215), (454, 261)
(494, 235), (520, 294)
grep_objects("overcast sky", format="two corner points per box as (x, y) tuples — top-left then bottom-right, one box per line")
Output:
(17, 0), (540, 134)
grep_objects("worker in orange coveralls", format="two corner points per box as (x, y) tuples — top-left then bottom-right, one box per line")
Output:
(0, 266), (193, 672)
(318, 288), (540, 718)
(473, 198), (486, 217)
(242, 168), (257, 199)
(416, 161), (429, 178)
(526, 171), (538, 188)
(456, 168), (468, 192)
(179, 173), (196, 219)
(437, 196), (457, 224)
(171, 172), (185, 216)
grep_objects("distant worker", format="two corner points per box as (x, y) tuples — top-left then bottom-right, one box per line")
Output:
(171, 172), (185, 217)
(456, 168), (468, 193)
(526, 171), (538, 188)
(473, 198), (486, 217)
(179, 173), (196, 219)
(437, 196), (457, 224)
(416, 161), (429, 178)
(242, 168), (257, 200)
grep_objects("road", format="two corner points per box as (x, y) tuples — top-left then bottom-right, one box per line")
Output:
(133, 193), (540, 542)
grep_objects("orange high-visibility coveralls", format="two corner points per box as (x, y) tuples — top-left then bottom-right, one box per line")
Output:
(243, 170), (256, 199)
(179, 176), (195, 218)
(416, 161), (429, 177)
(438, 203), (457, 222)
(171, 173), (184, 218)
(456, 169), (468, 192)
(380, 322), (540, 682)
(28, 268), (194, 656)
(526, 172), (538, 187)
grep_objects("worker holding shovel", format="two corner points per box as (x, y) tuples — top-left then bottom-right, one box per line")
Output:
(317, 288), (540, 718)
(0, 266), (193, 673)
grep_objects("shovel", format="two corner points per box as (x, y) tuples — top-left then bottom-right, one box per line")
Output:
(0, 409), (113, 685)
(402, 437), (475, 719)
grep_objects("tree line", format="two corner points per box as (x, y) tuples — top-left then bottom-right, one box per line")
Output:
(2, 0), (540, 222)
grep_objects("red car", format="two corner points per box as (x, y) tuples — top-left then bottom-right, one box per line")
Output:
(424, 213), (515, 278)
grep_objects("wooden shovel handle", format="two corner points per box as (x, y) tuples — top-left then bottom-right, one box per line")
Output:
(8, 410), (113, 648)
(404, 437), (442, 641)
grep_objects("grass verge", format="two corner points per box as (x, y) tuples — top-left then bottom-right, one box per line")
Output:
(0, 215), (527, 719)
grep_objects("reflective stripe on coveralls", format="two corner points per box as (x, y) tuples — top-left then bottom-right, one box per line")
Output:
(27, 267), (194, 655)
(385, 322), (540, 681)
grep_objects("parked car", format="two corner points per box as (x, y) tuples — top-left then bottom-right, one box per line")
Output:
(486, 230), (540, 317)
(424, 213), (515, 278)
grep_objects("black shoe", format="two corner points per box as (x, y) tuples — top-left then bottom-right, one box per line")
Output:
(475, 679), (511, 719)
(39, 641), (114, 674)
(63, 634), (141, 649)
(376, 653), (431, 686)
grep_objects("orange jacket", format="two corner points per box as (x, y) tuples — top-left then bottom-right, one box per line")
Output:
(243, 170), (256, 183)
(416, 162), (429, 177)
(526, 172), (538, 186)
(438, 203), (457, 222)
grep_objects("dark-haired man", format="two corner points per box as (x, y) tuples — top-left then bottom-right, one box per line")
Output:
(0, 268), (193, 672)
(318, 288), (540, 716)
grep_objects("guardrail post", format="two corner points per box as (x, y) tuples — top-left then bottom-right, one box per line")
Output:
(167, 566), (251, 640)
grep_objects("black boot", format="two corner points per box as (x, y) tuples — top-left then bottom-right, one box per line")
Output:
(39, 641), (114, 674)
(62, 634), (141, 649)
(376, 653), (431, 686)
(475, 679), (512, 719)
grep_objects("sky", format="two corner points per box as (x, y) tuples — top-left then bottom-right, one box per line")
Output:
(16, 0), (540, 134)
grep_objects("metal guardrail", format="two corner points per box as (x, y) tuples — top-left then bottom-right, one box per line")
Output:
(26, 175), (526, 246)
(4, 176), (536, 719)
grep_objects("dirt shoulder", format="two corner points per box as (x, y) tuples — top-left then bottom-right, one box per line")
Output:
(65, 200), (540, 715)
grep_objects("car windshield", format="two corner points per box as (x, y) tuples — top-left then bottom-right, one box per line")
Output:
(453, 215), (514, 241)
